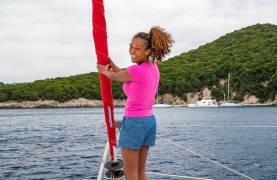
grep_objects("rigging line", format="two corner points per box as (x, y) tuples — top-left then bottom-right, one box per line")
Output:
(157, 136), (255, 180)
(0, 123), (106, 172)
(149, 137), (215, 180)
(147, 172), (214, 180)
(3, 120), (105, 151)
(175, 125), (277, 128)
(8, 122), (106, 175)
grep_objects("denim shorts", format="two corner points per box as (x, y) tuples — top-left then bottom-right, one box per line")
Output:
(119, 115), (156, 150)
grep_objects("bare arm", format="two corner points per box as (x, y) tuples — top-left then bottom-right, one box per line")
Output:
(97, 63), (132, 82)
(102, 69), (132, 82)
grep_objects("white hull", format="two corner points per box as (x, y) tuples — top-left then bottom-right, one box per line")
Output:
(153, 104), (173, 108)
(188, 104), (218, 107)
(219, 102), (242, 107)
(188, 97), (218, 108)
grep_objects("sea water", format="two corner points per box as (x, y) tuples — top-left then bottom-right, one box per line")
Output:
(0, 107), (276, 179)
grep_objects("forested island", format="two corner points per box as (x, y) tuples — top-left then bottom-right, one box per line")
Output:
(0, 23), (276, 108)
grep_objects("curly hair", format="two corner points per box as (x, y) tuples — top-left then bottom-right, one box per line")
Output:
(133, 26), (174, 63)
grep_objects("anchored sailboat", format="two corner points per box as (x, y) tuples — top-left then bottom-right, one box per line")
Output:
(219, 73), (242, 107)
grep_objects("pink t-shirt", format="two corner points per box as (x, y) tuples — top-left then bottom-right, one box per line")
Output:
(123, 62), (160, 117)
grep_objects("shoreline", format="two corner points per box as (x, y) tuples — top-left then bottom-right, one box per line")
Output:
(0, 98), (126, 109)
(0, 98), (275, 109)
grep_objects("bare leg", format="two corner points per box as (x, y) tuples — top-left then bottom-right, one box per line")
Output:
(138, 146), (149, 180)
(121, 148), (139, 180)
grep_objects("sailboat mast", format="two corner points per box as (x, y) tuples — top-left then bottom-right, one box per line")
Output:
(227, 73), (230, 101)
(156, 90), (159, 104)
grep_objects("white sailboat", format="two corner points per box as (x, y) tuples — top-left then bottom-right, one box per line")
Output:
(153, 103), (173, 108)
(219, 73), (242, 107)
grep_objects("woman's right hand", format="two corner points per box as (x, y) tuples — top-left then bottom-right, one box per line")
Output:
(96, 63), (110, 74)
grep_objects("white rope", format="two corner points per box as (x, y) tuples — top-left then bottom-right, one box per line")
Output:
(180, 125), (277, 128)
(158, 136), (255, 180)
(0, 123), (106, 172)
(147, 171), (214, 180)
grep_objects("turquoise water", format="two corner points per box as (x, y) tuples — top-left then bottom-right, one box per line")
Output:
(0, 107), (276, 179)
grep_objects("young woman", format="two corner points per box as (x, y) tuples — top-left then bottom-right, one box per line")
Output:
(97, 26), (173, 180)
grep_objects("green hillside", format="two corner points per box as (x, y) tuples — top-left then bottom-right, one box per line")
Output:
(0, 73), (124, 102)
(159, 23), (277, 102)
(0, 23), (276, 103)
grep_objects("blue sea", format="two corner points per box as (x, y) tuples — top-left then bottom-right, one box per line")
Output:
(0, 107), (277, 179)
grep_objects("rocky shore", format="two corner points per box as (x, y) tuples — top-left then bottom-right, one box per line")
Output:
(0, 94), (276, 109)
(0, 98), (126, 109)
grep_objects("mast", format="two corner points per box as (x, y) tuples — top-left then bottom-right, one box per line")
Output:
(156, 90), (159, 104)
(227, 73), (230, 102)
(93, 1), (124, 178)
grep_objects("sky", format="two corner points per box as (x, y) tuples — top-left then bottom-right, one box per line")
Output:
(0, 0), (276, 83)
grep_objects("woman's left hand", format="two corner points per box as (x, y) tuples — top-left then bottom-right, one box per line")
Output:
(96, 63), (110, 74)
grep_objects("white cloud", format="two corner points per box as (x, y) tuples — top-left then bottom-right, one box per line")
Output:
(0, 0), (276, 83)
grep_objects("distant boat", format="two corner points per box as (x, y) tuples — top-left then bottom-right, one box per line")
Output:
(219, 101), (242, 107)
(188, 96), (218, 107)
(219, 73), (242, 107)
(153, 103), (173, 108)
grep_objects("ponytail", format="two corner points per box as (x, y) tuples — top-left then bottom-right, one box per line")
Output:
(149, 26), (174, 63)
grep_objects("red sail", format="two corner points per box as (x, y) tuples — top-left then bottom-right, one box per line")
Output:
(92, 0), (117, 161)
